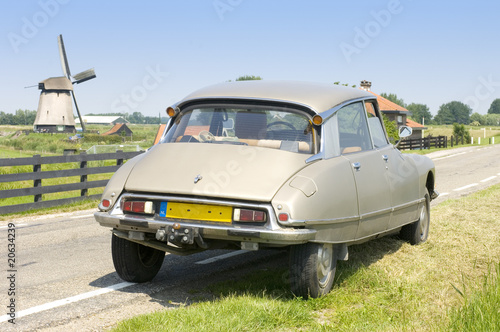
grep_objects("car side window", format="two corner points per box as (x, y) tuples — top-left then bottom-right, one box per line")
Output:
(337, 102), (372, 154)
(365, 101), (389, 148)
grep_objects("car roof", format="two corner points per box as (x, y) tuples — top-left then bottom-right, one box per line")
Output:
(176, 80), (374, 114)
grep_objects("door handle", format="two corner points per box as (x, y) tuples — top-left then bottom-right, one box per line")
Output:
(352, 162), (361, 171)
(382, 155), (389, 162)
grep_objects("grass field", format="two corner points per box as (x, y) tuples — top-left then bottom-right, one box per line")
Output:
(112, 185), (500, 331)
(425, 125), (500, 142)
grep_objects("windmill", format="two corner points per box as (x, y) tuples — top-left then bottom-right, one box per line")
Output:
(33, 34), (95, 133)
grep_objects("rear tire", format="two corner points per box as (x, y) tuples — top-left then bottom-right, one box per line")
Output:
(400, 188), (430, 245)
(289, 242), (337, 298)
(111, 234), (165, 282)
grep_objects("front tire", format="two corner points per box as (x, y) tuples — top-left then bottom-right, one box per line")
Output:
(111, 234), (165, 282)
(400, 188), (430, 245)
(289, 242), (337, 298)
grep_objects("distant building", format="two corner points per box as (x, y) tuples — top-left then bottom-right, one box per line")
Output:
(102, 123), (133, 137)
(360, 80), (426, 139)
(75, 116), (129, 125)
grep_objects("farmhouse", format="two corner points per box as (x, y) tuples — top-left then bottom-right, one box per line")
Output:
(75, 116), (129, 125)
(102, 123), (133, 137)
(360, 80), (426, 139)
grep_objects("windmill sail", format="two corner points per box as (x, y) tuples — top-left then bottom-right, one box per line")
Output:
(58, 35), (71, 79)
(73, 68), (96, 84)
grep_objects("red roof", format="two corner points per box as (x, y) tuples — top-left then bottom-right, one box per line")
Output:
(362, 88), (425, 129)
(366, 90), (408, 112)
(102, 123), (132, 136)
(406, 118), (426, 129)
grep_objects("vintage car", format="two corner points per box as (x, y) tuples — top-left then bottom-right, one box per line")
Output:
(94, 81), (438, 298)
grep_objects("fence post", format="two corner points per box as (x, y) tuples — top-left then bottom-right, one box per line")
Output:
(116, 150), (124, 166)
(80, 151), (88, 197)
(450, 135), (453, 148)
(33, 154), (42, 203)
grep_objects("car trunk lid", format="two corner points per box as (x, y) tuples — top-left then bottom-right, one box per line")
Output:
(124, 143), (311, 202)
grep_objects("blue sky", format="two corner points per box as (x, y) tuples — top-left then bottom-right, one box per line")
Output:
(1, 0), (499, 118)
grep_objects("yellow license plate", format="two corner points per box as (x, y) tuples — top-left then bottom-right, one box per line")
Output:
(163, 202), (233, 223)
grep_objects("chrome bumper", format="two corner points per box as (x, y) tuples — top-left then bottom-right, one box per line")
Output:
(94, 193), (316, 246)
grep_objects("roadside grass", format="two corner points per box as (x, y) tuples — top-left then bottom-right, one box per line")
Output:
(112, 184), (500, 332)
(448, 263), (500, 331)
(0, 199), (98, 221)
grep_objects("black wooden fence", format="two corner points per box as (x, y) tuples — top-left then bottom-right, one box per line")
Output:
(398, 136), (448, 150)
(0, 151), (143, 214)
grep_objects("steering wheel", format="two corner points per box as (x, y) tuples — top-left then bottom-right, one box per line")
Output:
(267, 121), (296, 131)
(198, 130), (215, 142)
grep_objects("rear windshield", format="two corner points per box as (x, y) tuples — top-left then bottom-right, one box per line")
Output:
(162, 107), (315, 154)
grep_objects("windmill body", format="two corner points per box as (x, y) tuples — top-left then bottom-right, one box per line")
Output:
(34, 77), (76, 132)
(33, 35), (95, 133)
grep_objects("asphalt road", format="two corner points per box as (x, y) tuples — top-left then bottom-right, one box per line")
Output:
(0, 144), (499, 331)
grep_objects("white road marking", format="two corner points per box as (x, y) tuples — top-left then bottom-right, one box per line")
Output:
(0, 223), (28, 229)
(454, 183), (479, 191)
(431, 151), (468, 161)
(439, 192), (449, 197)
(0, 282), (135, 323)
(70, 214), (94, 219)
(196, 250), (249, 265)
(481, 176), (497, 183)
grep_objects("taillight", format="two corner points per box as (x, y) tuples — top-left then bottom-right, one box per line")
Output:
(278, 213), (289, 222)
(233, 208), (266, 223)
(101, 199), (111, 208)
(121, 200), (154, 214)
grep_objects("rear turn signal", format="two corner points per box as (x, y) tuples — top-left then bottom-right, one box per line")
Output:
(121, 200), (154, 215)
(233, 208), (266, 222)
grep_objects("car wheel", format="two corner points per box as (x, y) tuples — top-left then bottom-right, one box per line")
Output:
(111, 234), (165, 282)
(400, 188), (430, 245)
(289, 242), (337, 298)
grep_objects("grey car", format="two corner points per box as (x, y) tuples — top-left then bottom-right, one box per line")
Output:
(94, 81), (438, 298)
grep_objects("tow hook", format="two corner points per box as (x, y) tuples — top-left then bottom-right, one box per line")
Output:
(156, 226), (208, 248)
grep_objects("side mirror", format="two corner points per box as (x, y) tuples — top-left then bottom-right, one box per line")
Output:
(398, 125), (413, 138)
(395, 125), (412, 148)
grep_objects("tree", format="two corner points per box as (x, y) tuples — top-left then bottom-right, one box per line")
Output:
(487, 98), (500, 114)
(453, 123), (470, 143)
(382, 113), (399, 143)
(434, 101), (471, 125)
(470, 112), (484, 125)
(333, 82), (357, 88)
(484, 114), (500, 126)
(235, 75), (262, 81)
(380, 93), (406, 108)
(406, 103), (432, 125)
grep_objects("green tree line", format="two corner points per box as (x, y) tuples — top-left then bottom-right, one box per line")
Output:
(381, 93), (500, 126)
(0, 109), (37, 125)
(0, 110), (167, 126)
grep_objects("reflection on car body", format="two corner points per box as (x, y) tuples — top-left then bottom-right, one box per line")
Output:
(94, 81), (438, 298)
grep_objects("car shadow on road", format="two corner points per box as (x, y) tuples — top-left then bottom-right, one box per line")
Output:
(89, 237), (404, 309)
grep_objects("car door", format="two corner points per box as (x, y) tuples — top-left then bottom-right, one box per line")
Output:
(337, 102), (392, 240)
(364, 100), (421, 229)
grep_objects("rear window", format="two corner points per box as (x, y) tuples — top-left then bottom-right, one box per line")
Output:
(162, 107), (315, 154)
